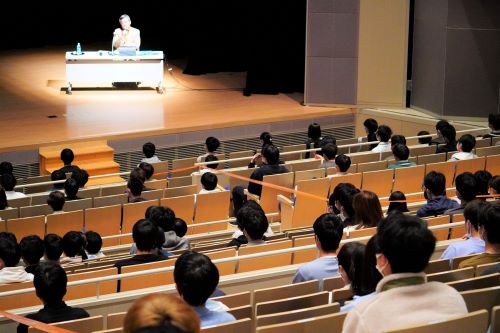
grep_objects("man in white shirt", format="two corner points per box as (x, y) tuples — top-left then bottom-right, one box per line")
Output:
(198, 172), (222, 194)
(371, 125), (393, 153)
(0, 234), (34, 284)
(113, 14), (141, 50)
(1, 173), (26, 200)
(448, 134), (478, 161)
(140, 142), (161, 164)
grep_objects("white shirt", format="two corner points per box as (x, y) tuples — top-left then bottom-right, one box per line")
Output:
(371, 142), (391, 153)
(5, 191), (27, 200)
(448, 152), (478, 161)
(0, 266), (34, 284)
(198, 188), (222, 195)
(141, 156), (161, 164)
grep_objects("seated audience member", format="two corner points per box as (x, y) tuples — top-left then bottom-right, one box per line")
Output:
(329, 183), (360, 227)
(0, 161), (13, 175)
(58, 148), (80, 174)
(174, 251), (236, 327)
(489, 176), (500, 197)
(130, 167), (147, 183)
(197, 137), (220, 163)
(459, 202), (500, 268)
(49, 170), (66, 192)
(293, 214), (343, 283)
(232, 144), (288, 214)
(351, 191), (383, 231)
(43, 234), (63, 263)
(17, 263), (89, 333)
(342, 213), (467, 333)
(445, 172), (477, 215)
(60, 231), (87, 264)
(482, 113), (500, 139)
(371, 125), (393, 153)
(0, 233), (34, 283)
(0, 186), (8, 211)
(173, 218), (188, 238)
(71, 168), (89, 188)
(319, 143), (337, 169)
(1, 173), (26, 199)
(141, 142), (161, 164)
(341, 236), (382, 312)
(448, 134), (477, 161)
(358, 118), (379, 151)
(115, 219), (168, 271)
(305, 123), (322, 159)
(47, 191), (65, 213)
(123, 293), (200, 333)
(199, 172), (221, 194)
(388, 144), (416, 169)
(330, 154), (352, 177)
(390, 134), (406, 147)
(20, 235), (44, 274)
(417, 171), (459, 217)
(84, 231), (105, 260)
(417, 130), (432, 145)
(228, 201), (269, 247)
(435, 124), (457, 154)
(127, 177), (146, 203)
(193, 155), (219, 175)
(387, 191), (409, 215)
(139, 162), (155, 181)
(429, 120), (450, 145)
(441, 200), (486, 263)
(474, 170), (493, 197)
(64, 178), (80, 201)
(259, 131), (273, 148)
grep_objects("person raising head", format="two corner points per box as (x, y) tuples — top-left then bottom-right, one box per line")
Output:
(113, 14), (141, 50)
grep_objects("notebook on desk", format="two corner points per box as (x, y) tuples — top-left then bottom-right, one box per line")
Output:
(117, 46), (137, 56)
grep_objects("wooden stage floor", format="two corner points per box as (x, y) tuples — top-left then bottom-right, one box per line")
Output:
(0, 46), (354, 152)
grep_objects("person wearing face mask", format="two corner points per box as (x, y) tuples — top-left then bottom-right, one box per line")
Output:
(440, 200), (486, 266)
(416, 171), (459, 217)
(342, 213), (467, 333)
(328, 183), (360, 229)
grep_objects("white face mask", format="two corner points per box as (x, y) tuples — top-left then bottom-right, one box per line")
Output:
(375, 253), (388, 277)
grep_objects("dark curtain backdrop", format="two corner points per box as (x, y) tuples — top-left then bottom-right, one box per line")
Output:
(1, 1), (305, 95)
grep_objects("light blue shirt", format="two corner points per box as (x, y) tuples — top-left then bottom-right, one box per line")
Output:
(440, 237), (485, 266)
(195, 300), (236, 328)
(292, 256), (339, 283)
(341, 292), (377, 312)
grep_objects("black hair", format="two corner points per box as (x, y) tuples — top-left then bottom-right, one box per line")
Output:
(260, 132), (273, 146)
(130, 167), (146, 183)
(440, 124), (456, 144)
(201, 172), (218, 191)
(174, 251), (219, 306)
(143, 142), (156, 158)
(262, 144), (280, 165)
(307, 123), (322, 140)
(204, 155), (219, 169)
(455, 172), (477, 202)
(138, 162), (154, 180)
(435, 120), (449, 132)
(60, 148), (75, 165)
(0, 186), (7, 210)
(313, 214), (343, 252)
(376, 125), (393, 143)
(479, 202), (500, 244)
(330, 183), (360, 218)
(146, 206), (176, 232)
(417, 131), (432, 145)
(34, 262), (68, 305)
(236, 201), (268, 241)
(0, 173), (16, 191)
(64, 178), (79, 200)
(205, 137), (220, 153)
(387, 191), (409, 214)
(463, 200), (488, 232)
(62, 231), (87, 259)
(337, 242), (366, 295)
(71, 168), (89, 188)
(334, 155), (351, 173)
(47, 191), (65, 211)
(133, 219), (160, 251)
(0, 161), (13, 175)
(320, 135), (337, 147)
(85, 231), (102, 255)
(20, 235), (44, 265)
(51, 170), (66, 190)
(390, 135), (406, 147)
(458, 134), (476, 153)
(474, 170), (493, 196)
(363, 119), (378, 134)
(173, 218), (188, 238)
(489, 176), (500, 194)
(360, 235), (383, 295)
(0, 235), (20, 267)
(321, 144), (338, 160)
(128, 177), (144, 197)
(488, 113), (500, 131)
(377, 213), (436, 273)
(392, 144), (410, 161)
(44, 234), (63, 261)
(423, 171), (446, 197)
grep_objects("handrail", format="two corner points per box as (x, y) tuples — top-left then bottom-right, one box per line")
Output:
(0, 221), (465, 297)
(13, 126), (491, 189)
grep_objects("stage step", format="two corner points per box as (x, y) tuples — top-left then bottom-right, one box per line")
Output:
(86, 176), (126, 187)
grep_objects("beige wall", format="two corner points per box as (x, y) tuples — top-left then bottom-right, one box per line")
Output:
(357, 0), (410, 108)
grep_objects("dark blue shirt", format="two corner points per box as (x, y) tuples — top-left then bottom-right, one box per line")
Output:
(416, 196), (460, 217)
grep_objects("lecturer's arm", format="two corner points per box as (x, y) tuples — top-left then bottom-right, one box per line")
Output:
(113, 29), (123, 49)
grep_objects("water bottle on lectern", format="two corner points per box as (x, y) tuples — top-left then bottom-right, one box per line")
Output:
(76, 43), (82, 55)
